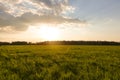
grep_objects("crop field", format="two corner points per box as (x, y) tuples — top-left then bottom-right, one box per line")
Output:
(0, 45), (120, 80)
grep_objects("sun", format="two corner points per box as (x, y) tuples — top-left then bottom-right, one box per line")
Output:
(39, 25), (60, 41)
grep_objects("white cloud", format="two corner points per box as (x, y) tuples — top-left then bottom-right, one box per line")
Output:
(0, 0), (87, 33)
(0, 0), (74, 16)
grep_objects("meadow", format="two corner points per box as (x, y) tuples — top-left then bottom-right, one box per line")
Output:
(0, 45), (120, 80)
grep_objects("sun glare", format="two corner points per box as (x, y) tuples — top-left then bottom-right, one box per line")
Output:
(39, 25), (60, 41)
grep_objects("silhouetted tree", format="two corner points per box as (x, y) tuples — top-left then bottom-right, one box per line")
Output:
(0, 42), (10, 45)
(0, 41), (120, 45)
(11, 41), (28, 45)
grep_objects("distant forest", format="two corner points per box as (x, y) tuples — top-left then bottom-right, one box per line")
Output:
(0, 41), (120, 45)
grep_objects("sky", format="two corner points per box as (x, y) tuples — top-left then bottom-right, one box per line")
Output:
(0, 0), (120, 42)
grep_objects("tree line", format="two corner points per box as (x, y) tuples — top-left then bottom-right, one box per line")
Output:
(0, 41), (120, 45)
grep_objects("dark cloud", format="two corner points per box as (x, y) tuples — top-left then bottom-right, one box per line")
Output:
(0, 3), (8, 11)
(30, 0), (70, 15)
(0, 11), (28, 31)
(0, 11), (86, 32)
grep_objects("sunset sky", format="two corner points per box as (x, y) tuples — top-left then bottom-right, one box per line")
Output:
(0, 0), (120, 42)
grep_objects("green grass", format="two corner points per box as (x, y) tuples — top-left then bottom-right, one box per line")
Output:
(0, 45), (120, 80)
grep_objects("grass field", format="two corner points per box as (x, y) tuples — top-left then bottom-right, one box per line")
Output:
(0, 45), (120, 80)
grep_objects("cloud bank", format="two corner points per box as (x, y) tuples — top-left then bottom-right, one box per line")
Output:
(0, 0), (87, 33)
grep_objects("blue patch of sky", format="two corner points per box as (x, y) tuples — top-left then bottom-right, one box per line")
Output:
(69, 0), (120, 20)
